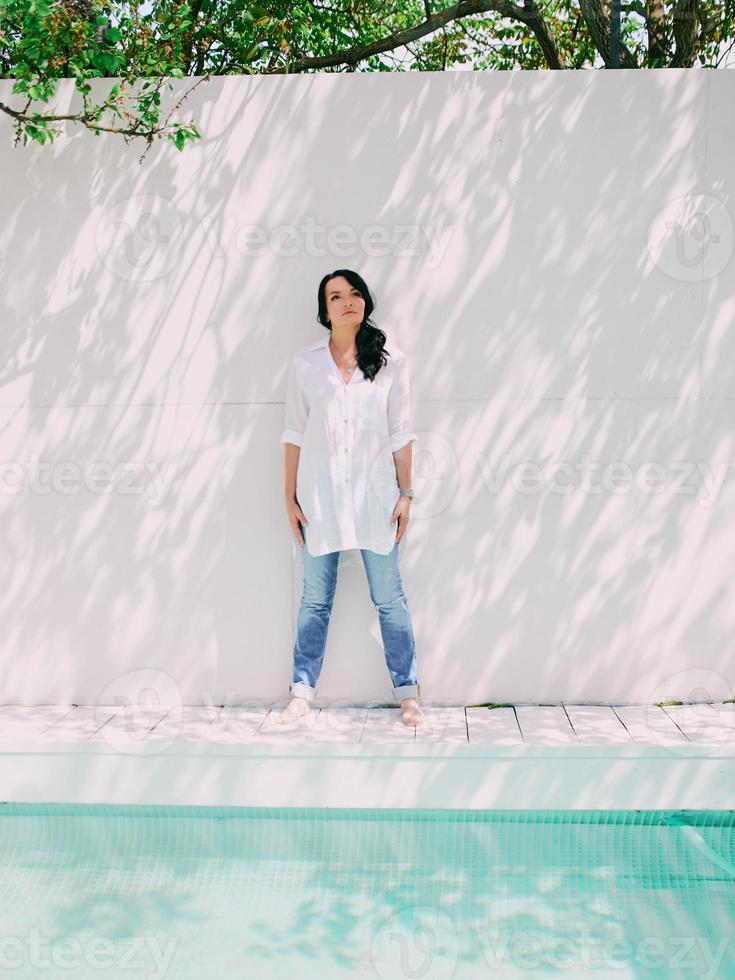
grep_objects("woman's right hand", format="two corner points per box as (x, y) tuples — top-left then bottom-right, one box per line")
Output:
(286, 497), (309, 546)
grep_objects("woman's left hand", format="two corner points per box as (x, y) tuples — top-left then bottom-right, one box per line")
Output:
(390, 496), (412, 544)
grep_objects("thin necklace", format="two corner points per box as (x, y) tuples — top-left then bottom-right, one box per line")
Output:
(330, 339), (357, 373)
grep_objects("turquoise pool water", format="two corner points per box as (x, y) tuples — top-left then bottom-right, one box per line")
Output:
(0, 805), (733, 978)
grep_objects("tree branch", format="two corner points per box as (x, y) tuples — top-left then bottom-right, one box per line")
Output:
(266, 0), (567, 72)
(579, 0), (639, 66)
(645, 0), (667, 65)
(670, 0), (701, 66)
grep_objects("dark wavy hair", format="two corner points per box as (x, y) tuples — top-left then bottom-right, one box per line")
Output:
(316, 269), (389, 382)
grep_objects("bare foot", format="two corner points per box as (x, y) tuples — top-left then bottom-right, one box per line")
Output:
(400, 697), (423, 727)
(274, 697), (311, 725)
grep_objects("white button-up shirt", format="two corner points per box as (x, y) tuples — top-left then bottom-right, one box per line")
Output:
(281, 333), (417, 560)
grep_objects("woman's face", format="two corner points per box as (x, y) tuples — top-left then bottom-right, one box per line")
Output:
(325, 276), (366, 331)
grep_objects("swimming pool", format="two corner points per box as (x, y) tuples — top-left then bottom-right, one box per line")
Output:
(1, 805), (733, 978)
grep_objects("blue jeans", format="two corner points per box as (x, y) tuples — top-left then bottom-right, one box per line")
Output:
(290, 537), (419, 703)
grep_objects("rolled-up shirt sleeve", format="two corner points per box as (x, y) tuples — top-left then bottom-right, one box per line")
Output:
(387, 353), (418, 453)
(280, 355), (309, 447)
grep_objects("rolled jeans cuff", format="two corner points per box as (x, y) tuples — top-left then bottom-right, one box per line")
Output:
(394, 683), (420, 701)
(290, 682), (316, 701)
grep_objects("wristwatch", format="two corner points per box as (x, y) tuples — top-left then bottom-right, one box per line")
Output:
(399, 488), (415, 499)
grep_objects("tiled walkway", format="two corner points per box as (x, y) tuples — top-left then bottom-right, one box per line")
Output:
(1, 700), (733, 746)
(1, 702), (733, 809)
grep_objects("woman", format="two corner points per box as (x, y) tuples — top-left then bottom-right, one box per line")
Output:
(277, 269), (423, 728)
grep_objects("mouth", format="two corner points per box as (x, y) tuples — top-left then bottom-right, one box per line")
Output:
(344, 311), (357, 316)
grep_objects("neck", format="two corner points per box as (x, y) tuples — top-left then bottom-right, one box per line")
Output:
(329, 326), (359, 353)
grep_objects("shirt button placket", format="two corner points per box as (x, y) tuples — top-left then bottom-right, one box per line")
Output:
(343, 414), (349, 480)
(342, 388), (356, 541)
(342, 393), (350, 483)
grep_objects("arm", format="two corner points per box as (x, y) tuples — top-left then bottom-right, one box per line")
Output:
(390, 441), (414, 544)
(392, 441), (413, 491)
(387, 353), (417, 486)
(283, 444), (300, 504)
(280, 356), (310, 543)
(280, 355), (309, 501)
(386, 354), (417, 544)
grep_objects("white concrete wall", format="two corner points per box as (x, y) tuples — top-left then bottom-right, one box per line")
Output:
(0, 69), (733, 707)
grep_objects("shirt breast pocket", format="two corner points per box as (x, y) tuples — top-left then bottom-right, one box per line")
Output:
(357, 386), (388, 433)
